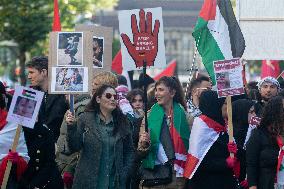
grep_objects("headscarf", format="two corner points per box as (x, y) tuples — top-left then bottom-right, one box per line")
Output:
(199, 90), (226, 125)
(257, 76), (280, 91)
(232, 99), (254, 146)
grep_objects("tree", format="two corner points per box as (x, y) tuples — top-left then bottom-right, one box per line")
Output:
(0, 0), (118, 85)
(0, 0), (52, 85)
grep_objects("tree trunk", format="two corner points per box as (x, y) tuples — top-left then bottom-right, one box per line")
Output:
(19, 50), (26, 86)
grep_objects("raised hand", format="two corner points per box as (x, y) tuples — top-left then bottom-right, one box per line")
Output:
(121, 9), (160, 68)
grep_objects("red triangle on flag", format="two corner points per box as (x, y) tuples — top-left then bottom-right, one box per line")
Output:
(52, 0), (61, 31)
(154, 60), (177, 81)
(112, 50), (123, 74)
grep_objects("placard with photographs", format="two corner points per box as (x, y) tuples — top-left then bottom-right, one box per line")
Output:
(57, 32), (83, 66)
(75, 24), (113, 75)
(48, 31), (93, 94)
(7, 86), (44, 129)
(50, 67), (88, 93)
(213, 58), (245, 98)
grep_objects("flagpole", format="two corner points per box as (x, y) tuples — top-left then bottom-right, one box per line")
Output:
(185, 34), (201, 98)
(143, 60), (148, 132)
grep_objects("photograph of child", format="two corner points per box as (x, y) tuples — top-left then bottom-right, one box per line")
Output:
(13, 96), (36, 119)
(57, 32), (83, 66)
(93, 36), (104, 68)
(52, 67), (88, 93)
(216, 72), (231, 90)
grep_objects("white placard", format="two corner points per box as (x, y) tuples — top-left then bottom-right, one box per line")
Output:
(214, 58), (245, 97)
(118, 7), (166, 71)
(50, 67), (88, 93)
(7, 86), (44, 129)
(57, 32), (84, 66)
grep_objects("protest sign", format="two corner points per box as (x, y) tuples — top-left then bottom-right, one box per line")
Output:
(50, 67), (88, 93)
(214, 58), (245, 98)
(7, 86), (44, 129)
(48, 31), (93, 94)
(75, 25), (113, 75)
(118, 7), (166, 71)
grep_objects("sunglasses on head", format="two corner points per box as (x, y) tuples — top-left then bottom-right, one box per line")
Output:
(105, 93), (118, 100)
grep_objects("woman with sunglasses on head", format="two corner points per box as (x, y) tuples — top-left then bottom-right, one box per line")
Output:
(66, 84), (134, 189)
(246, 96), (284, 189)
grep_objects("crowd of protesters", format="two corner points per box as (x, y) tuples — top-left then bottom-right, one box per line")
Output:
(0, 56), (284, 189)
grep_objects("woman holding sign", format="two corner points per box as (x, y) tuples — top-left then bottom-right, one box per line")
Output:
(246, 96), (284, 189)
(184, 90), (238, 189)
(66, 84), (134, 189)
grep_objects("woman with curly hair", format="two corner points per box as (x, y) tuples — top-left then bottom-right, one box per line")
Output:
(246, 96), (284, 189)
(66, 84), (134, 189)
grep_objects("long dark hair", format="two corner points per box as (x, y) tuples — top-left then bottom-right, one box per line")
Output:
(259, 96), (284, 140)
(155, 76), (187, 110)
(85, 84), (130, 135)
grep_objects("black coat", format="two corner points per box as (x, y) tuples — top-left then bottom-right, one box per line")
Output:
(42, 93), (69, 142)
(19, 125), (63, 189)
(187, 133), (237, 189)
(246, 128), (279, 189)
(19, 93), (68, 189)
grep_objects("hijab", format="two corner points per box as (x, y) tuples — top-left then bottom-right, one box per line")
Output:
(232, 99), (254, 146)
(199, 90), (226, 125)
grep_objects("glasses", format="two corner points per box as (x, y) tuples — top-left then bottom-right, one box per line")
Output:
(104, 93), (118, 100)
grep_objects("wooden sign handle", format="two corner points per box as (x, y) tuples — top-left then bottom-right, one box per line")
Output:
(226, 96), (234, 158)
(1, 125), (22, 189)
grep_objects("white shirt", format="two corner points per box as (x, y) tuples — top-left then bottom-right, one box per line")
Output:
(0, 122), (29, 163)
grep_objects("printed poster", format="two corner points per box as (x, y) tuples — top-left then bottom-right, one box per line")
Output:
(118, 7), (166, 71)
(214, 58), (245, 97)
(7, 86), (44, 129)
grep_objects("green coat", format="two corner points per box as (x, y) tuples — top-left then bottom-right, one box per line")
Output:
(67, 112), (134, 189)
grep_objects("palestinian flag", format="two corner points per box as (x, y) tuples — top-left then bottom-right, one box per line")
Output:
(22, 89), (36, 99)
(184, 115), (226, 179)
(193, 0), (245, 85)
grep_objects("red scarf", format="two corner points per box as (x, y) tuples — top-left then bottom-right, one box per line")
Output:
(0, 109), (7, 131)
(200, 115), (240, 178)
(200, 115), (227, 133)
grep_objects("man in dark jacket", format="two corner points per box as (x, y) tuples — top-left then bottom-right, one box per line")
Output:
(256, 76), (280, 115)
(19, 56), (68, 189)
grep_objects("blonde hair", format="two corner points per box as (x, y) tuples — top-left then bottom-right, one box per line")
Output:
(93, 71), (118, 88)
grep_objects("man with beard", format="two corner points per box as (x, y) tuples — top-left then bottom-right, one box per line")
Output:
(256, 76), (280, 113)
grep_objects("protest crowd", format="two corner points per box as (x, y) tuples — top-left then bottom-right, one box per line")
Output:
(0, 56), (284, 189)
(1, 0), (284, 189)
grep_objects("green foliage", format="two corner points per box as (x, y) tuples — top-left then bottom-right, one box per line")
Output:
(59, 0), (118, 29)
(0, 0), (52, 52)
(0, 0), (118, 83)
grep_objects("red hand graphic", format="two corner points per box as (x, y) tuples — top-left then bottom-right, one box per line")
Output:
(121, 9), (160, 68)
